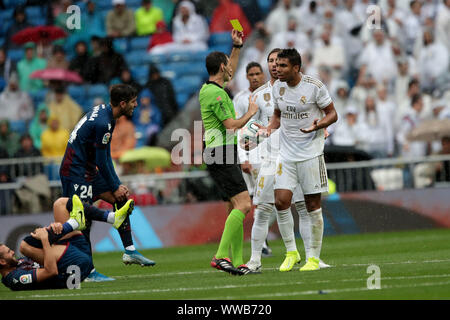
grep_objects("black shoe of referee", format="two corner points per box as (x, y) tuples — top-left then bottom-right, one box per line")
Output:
(211, 257), (243, 276)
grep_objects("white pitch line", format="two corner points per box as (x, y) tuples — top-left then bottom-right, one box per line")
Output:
(214, 280), (450, 300)
(11, 273), (450, 300)
(110, 258), (450, 280)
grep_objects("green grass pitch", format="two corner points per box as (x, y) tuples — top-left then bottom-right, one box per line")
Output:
(1, 228), (450, 300)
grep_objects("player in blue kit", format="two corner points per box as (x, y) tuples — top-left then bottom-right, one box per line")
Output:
(60, 84), (155, 282)
(0, 195), (134, 291)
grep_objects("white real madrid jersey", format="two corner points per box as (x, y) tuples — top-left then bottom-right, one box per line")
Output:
(252, 80), (275, 127)
(272, 74), (332, 162)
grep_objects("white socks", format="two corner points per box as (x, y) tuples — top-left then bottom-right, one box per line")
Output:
(250, 203), (273, 263)
(308, 208), (324, 259)
(296, 201), (311, 258)
(296, 202), (324, 260)
(107, 211), (115, 224)
(276, 207), (297, 253)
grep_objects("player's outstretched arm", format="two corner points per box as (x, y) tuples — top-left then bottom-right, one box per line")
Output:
(223, 95), (258, 131)
(301, 103), (338, 134)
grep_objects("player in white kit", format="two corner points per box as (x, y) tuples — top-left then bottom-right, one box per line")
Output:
(233, 62), (266, 197)
(258, 48), (338, 271)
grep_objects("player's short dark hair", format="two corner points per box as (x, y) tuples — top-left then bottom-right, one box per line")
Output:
(246, 62), (263, 74)
(205, 51), (229, 76)
(110, 84), (138, 106)
(267, 48), (282, 61)
(277, 48), (302, 69)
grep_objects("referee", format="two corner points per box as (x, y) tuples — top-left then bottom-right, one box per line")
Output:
(199, 30), (259, 275)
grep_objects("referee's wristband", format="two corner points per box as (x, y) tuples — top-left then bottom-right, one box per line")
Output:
(233, 44), (243, 49)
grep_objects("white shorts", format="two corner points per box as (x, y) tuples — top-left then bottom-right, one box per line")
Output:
(274, 154), (328, 195)
(253, 160), (305, 205)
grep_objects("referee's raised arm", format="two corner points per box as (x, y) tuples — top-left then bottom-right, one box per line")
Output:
(228, 29), (244, 80)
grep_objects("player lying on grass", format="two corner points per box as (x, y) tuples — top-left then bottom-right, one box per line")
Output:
(0, 195), (133, 291)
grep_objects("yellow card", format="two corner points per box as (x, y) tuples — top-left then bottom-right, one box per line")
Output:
(230, 19), (243, 32)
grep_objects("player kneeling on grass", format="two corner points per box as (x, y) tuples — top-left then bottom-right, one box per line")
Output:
(0, 195), (133, 291)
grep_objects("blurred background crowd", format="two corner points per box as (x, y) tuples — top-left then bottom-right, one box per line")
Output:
(0, 0), (449, 212)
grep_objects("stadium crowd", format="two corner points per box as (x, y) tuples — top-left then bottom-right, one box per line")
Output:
(0, 0), (449, 206)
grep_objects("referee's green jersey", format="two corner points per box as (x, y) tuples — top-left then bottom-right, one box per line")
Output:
(199, 81), (237, 148)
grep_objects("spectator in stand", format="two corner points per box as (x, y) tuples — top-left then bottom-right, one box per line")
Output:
(90, 36), (103, 58)
(40, 116), (70, 158)
(0, 47), (16, 83)
(331, 106), (365, 149)
(106, 0), (136, 38)
(393, 57), (416, 108)
(46, 45), (69, 70)
(145, 64), (178, 126)
(375, 84), (396, 128)
(0, 119), (20, 158)
(135, 0), (164, 36)
(14, 133), (43, 177)
(332, 80), (351, 117)
(172, 1), (209, 51)
(210, 0), (252, 35)
(29, 103), (50, 150)
(133, 89), (162, 146)
(265, 0), (298, 36)
(119, 69), (142, 93)
(359, 96), (395, 158)
(4, 6), (33, 51)
(47, 85), (83, 132)
(403, 0), (423, 55)
(434, 136), (450, 183)
(436, 0), (450, 52)
(81, 0), (106, 38)
(0, 72), (34, 122)
(147, 20), (174, 53)
(312, 27), (346, 79)
(357, 29), (397, 86)
(69, 41), (90, 81)
(417, 29), (449, 93)
(110, 115), (137, 160)
(396, 94), (428, 158)
(84, 37), (128, 84)
(268, 16), (310, 56)
(17, 42), (47, 93)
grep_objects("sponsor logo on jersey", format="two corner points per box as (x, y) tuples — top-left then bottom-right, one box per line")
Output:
(19, 274), (32, 284)
(102, 132), (111, 144)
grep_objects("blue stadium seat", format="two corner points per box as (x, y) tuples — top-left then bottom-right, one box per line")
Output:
(189, 50), (209, 62)
(25, 6), (45, 20)
(209, 44), (232, 54)
(209, 32), (232, 47)
(176, 93), (190, 109)
(4, 0), (26, 8)
(126, 50), (148, 66)
(44, 163), (60, 181)
(169, 61), (207, 78)
(257, 0), (273, 14)
(131, 65), (149, 85)
(7, 49), (24, 62)
(30, 88), (48, 107)
(174, 75), (203, 94)
(114, 38), (129, 53)
(68, 85), (87, 106)
(130, 36), (150, 51)
(86, 84), (109, 99)
(168, 51), (193, 63)
(8, 120), (27, 135)
(144, 53), (167, 65)
(96, 0), (113, 10)
(127, 0), (142, 9)
(28, 16), (47, 27)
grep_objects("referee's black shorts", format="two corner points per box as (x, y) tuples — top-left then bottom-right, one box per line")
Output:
(204, 145), (248, 201)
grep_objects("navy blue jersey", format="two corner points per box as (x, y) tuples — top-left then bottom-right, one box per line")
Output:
(1, 258), (40, 291)
(2, 236), (92, 291)
(60, 104), (121, 192)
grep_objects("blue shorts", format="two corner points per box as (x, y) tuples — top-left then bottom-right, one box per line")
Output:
(55, 234), (93, 285)
(61, 175), (112, 204)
